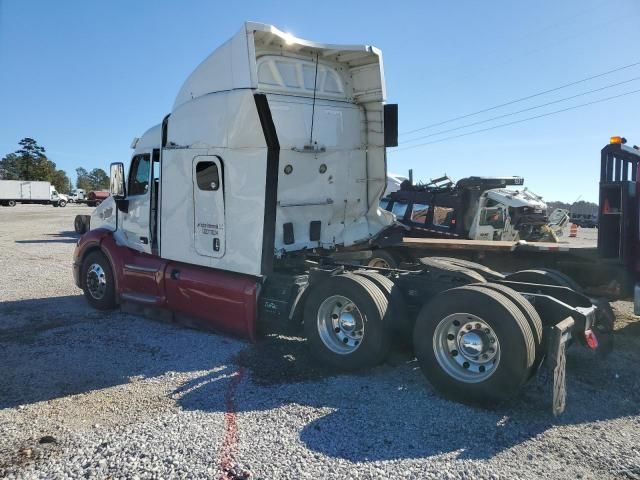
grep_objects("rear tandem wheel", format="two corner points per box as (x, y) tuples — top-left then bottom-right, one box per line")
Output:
(303, 273), (390, 371)
(505, 268), (582, 292)
(413, 286), (536, 406)
(352, 270), (411, 337)
(466, 283), (543, 360)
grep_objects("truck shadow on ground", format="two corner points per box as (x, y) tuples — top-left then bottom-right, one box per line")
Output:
(2, 295), (638, 462)
(14, 231), (80, 244)
(0, 295), (243, 410)
(177, 318), (640, 462)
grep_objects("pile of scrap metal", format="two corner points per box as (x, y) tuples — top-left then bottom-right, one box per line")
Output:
(381, 175), (569, 242)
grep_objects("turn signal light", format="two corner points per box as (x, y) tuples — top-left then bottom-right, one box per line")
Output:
(610, 136), (627, 144)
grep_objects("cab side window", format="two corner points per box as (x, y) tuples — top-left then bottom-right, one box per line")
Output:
(129, 154), (151, 196)
(196, 161), (220, 191)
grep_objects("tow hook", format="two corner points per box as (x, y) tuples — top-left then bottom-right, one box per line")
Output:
(584, 329), (599, 350)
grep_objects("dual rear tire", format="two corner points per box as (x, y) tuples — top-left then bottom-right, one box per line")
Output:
(303, 273), (392, 371)
(413, 285), (539, 405)
(304, 273), (540, 406)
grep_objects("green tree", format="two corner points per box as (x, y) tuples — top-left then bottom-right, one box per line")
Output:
(76, 167), (91, 191)
(0, 138), (70, 193)
(75, 167), (109, 191)
(0, 153), (20, 179)
(16, 137), (47, 180)
(51, 169), (71, 194)
(87, 168), (110, 190)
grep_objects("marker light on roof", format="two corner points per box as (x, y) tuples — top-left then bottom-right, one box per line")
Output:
(610, 136), (627, 144)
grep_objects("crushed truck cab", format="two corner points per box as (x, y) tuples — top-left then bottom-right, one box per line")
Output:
(74, 22), (610, 415)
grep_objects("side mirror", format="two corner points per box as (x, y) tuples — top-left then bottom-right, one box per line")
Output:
(110, 162), (126, 199)
(384, 104), (398, 148)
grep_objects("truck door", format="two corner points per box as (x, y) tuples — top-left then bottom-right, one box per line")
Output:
(193, 155), (225, 258)
(21, 182), (31, 199)
(473, 204), (507, 241)
(121, 152), (152, 254)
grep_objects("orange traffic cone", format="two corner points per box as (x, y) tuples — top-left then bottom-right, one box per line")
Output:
(569, 223), (578, 238)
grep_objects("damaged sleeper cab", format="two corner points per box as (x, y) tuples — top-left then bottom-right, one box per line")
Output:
(73, 22), (607, 415)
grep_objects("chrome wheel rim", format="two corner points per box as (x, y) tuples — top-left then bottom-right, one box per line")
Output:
(433, 313), (500, 383)
(317, 295), (364, 354)
(86, 263), (107, 300)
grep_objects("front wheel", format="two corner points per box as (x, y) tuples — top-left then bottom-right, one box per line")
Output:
(81, 251), (117, 310)
(414, 286), (535, 406)
(58, 200), (67, 207)
(74, 215), (88, 234)
(303, 273), (390, 370)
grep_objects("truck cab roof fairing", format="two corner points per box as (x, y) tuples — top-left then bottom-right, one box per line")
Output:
(172, 22), (386, 110)
(134, 124), (162, 153)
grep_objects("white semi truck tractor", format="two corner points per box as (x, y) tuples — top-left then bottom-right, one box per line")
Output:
(73, 22), (608, 414)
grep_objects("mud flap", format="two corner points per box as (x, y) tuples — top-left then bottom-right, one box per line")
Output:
(546, 317), (574, 416)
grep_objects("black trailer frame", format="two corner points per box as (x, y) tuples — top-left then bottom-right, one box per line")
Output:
(598, 142), (639, 274)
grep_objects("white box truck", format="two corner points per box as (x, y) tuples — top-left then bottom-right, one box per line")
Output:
(0, 180), (67, 207)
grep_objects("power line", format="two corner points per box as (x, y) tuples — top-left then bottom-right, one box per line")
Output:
(433, 10), (639, 93)
(400, 60), (640, 136)
(391, 88), (640, 152)
(400, 76), (640, 145)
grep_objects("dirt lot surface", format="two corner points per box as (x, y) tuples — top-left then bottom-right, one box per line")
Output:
(561, 225), (598, 247)
(1, 205), (639, 479)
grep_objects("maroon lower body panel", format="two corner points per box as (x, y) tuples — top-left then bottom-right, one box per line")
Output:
(164, 262), (258, 342)
(74, 230), (258, 342)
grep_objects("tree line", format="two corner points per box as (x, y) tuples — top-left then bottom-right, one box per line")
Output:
(0, 138), (109, 193)
(547, 200), (598, 215)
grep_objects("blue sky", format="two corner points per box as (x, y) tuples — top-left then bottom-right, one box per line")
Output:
(0, 0), (638, 202)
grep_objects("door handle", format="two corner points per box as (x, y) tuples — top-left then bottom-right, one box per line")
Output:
(170, 269), (180, 280)
(139, 237), (149, 244)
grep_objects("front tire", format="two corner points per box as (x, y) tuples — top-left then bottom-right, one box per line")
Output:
(81, 251), (117, 310)
(413, 286), (535, 406)
(303, 273), (390, 370)
(74, 215), (88, 234)
(58, 200), (67, 207)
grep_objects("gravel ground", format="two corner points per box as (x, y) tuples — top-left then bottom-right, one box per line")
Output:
(561, 225), (598, 247)
(1, 204), (639, 480)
